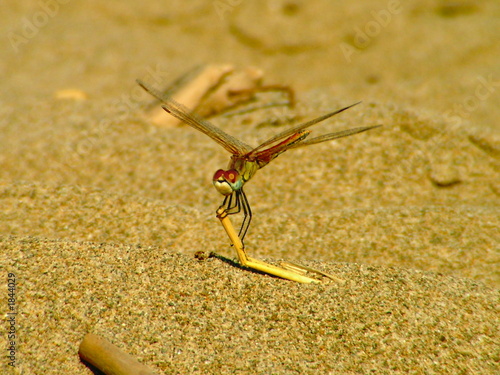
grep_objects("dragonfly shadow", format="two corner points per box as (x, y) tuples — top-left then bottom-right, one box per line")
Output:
(208, 251), (282, 280)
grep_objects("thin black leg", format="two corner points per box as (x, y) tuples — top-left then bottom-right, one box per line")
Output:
(217, 189), (252, 244)
(221, 191), (241, 215)
(237, 189), (252, 242)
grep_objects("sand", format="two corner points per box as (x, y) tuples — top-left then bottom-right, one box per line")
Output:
(1, 1), (499, 374)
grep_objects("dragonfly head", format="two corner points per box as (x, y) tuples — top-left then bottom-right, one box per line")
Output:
(213, 169), (242, 196)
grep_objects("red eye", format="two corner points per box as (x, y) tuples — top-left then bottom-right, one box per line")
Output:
(224, 169), (238, 183)
(213, 169), (239, 183)
(213, 169), (225, 180)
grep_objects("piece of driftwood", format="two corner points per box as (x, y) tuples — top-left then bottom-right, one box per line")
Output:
(79, 333), (158, 375)
(144, 64), (294, 127)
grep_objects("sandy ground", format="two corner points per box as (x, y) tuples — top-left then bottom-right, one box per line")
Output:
(1, 1), (499, 374)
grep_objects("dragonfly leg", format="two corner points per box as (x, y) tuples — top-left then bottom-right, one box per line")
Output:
(237, 189), (252, 242)
(216, 190), (251, 244)
(219, 192), (241, 216)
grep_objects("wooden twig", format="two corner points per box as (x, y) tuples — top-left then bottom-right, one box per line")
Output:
(79, 333), (158, 375)
(216, 207), (322, 284)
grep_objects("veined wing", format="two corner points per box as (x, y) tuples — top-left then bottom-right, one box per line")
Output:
(248, 102), (360, 156)
(137, 79), (253, 155)
(251, 130), (310, 167)
(288, 125), (382, 149)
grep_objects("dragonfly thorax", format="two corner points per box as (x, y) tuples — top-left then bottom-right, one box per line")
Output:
(213, 169), (243, 196)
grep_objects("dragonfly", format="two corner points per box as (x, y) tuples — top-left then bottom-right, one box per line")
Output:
(137, 79), (381, 245)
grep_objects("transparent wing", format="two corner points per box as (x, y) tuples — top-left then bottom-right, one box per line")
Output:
(137, 79), (253, 155)
(251, 131), (310, 168)
(288, 125), (382, 149)
(155, 65), (206, 100)
(248, 102), (361, 156)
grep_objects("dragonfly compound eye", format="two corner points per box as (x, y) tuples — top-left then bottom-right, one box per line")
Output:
(213, 169), (236, 196)
(213, 169), (226, 182)
(224, 169), (239, 183)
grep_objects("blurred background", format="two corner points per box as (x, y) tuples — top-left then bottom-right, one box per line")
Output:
(2, 0), (498, 132)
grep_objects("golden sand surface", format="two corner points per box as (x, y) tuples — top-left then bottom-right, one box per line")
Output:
(1, 1), (499, 374)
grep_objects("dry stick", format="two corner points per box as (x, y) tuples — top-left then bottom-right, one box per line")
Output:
(79, 333), (159, 375)
(282, 261), (346, 284)
(216, 207), (321, 284)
